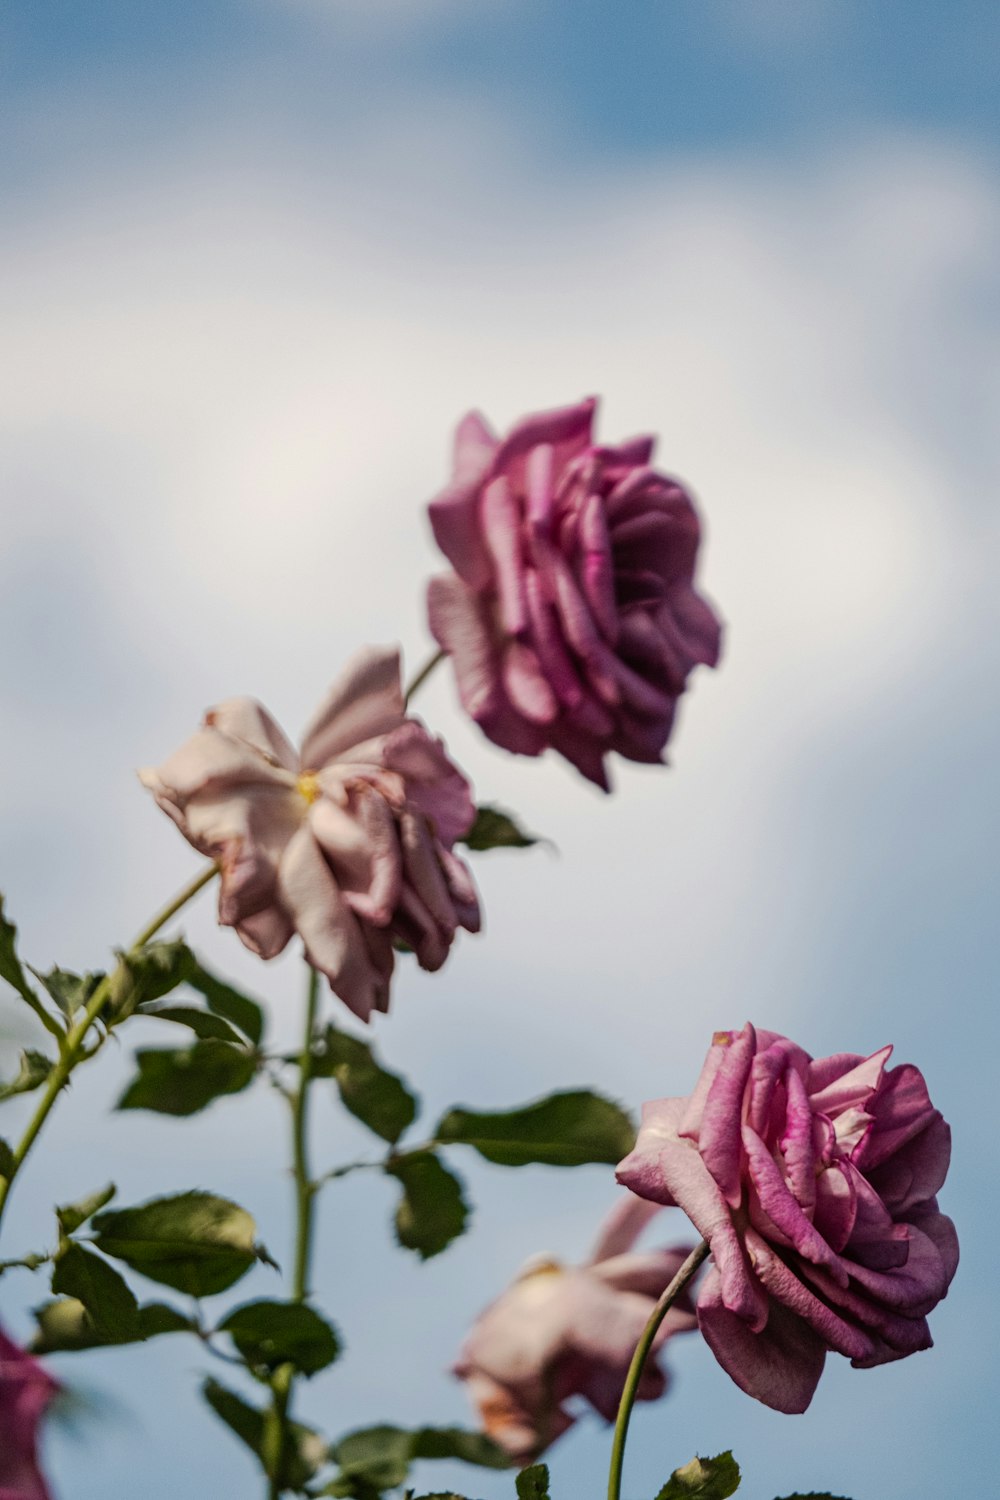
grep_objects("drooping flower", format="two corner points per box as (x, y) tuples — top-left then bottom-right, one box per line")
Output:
(141, 646), (480, 1021)
(426, 397), (721, 789)
(616, 1024), (958, 1413)
(453, 1195), (698, 1461)
(0, 1326), (58, 1500)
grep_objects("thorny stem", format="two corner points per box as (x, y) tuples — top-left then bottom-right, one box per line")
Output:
(264, 965), (321, 1497)
(0, 862), (219, 1236)
(606, 1239), (711, 1500)
(403, 647), (445, 706)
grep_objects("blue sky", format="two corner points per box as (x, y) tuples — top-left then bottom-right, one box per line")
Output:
(1, 4), (998, 1500)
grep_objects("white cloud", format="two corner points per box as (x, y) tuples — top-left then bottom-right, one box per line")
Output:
(1, 102), (996, 1500)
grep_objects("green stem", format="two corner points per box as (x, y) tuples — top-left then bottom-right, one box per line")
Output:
(0, 862), (219, 1235)
(403, 647), (445, 706)
(606, 1239), (710, 1500)
(264, 965), (321, 1496)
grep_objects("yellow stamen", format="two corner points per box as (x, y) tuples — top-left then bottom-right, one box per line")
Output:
(297, 771), (321, 805)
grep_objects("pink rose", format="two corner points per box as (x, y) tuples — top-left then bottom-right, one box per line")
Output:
(616, 1024), (958, 1413)
(453, 1196), (697, 1461)
(141, 646), (480, 1021)
(0, 1326), (57, 1500)
(426, 398), (721, 789)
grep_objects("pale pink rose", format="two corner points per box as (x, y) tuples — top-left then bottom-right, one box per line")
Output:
(141, 646), (480, 1021)
(427, 397), (721, 789)
(617, 1024), (958, 1413)
(453, 1196), (698, 1461)
(0, 1327), (58, 1500)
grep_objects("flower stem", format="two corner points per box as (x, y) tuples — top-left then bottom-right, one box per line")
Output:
(264, 965), (321, 1497)
(404, 647), (445, 706)
(0, 862), (219, 1236)
(606, 1239), (710, 1500)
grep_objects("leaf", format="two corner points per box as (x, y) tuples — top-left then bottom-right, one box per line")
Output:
(0, 896), (36, 1003)
(219, 1300), (341, 1376)
(656, 1452), (741, 1499)
(516, 1465), (551, 1500)
(28, 966), (104, 1017)
(410, 1429), (510, 1470)
(329, 1423), (509, 1494)
(0, 1049), (53, 1102)
(459, 805), (542, 852)
(92, 1190), (263, 1296)
(116, 1041), (257, 1116)
(435, 1090), (636, 1168)
(774, 1494), (853, 1499)
(315, 1025), (417, 1144)
(332, 1426), (414, 1491)
(0, 1139), (15, 1179)
(386, 1151), (469, 1259)
(31, 1296), (194, 1353)
(202, 1378), (324, 1489)
(136, 1003), (245, 1043)
(184, 957), (265, 1046)
(105, 939), (190, 1020)
(56, 1183), (117, 1236)
(51, 1243), (140, 1339)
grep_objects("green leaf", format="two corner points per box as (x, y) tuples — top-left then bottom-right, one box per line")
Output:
(0, 1049), (53, 1102)
(515, 1465), (551, 1500)
(56, 1183), (116, 1236)
(0, 1139), (15, 1180)
(656, 1452), (741, 1499)
(92, 1190), (263, 1296)
(459, 805), (542, 852)
(116, 1041), (257, 1116)
(183, 957), (265, 1046)
(0, 896), (36, 1003)
(329, 1423), (509, 1494)
(105, 939), (190, 1020)
(202, 1378), (324, 1489)
(315, 1025), (417, 1144)
(386, 1151), (469, 1259)
(51, 1243), (140, 1339)
(435, 1090), (636, 1168)
(410, 1429), (510, 1470)
(136, 1003), (245, 1043)
(31, 1296), (194, 1353)
(28, 966), (104, 1018)
(219, 1300), (341, 1376)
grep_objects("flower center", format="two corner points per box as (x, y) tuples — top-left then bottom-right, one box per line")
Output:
(296, 770), (321, 806)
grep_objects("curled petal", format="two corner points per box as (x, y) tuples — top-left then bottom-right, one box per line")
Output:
(299, 645), (405, 771)
(697, 1266), (827, 1415)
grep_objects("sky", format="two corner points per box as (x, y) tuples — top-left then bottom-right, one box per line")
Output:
(1, 3), (998, 1498)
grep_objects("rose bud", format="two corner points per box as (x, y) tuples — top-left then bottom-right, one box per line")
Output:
(617, 1024), (958, 1413)
(427, 397), (720, 789)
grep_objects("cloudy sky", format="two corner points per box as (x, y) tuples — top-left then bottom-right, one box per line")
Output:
(1, 3), (998, 1498)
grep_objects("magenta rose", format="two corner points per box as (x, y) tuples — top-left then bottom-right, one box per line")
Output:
(141, 645), (480, 1021)
(426, 397), (721, 789)
(0, 1326), (58, 1500)
(616, 1023), (958, 1413)
(453, 1195), (697, 1461)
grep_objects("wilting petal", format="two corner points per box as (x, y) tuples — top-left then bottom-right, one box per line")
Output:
(697, 1268), (827, 1415)
(698, 1022), (757, 1207)
(586, 1194), (662, 1264)
(277, 826), (386, 1021)
(0, 1326), (58, 1500)
(299, 646), (405, 771)
(205, 698), (299, 770)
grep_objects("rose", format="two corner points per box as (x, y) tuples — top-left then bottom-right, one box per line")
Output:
(0, 1326), (58, 1500)
(616, 1023), (959, 1413)
(141, 645), (480, 1020)
(453, 1195), (697, 1461)
(426, 397), (721, 789)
